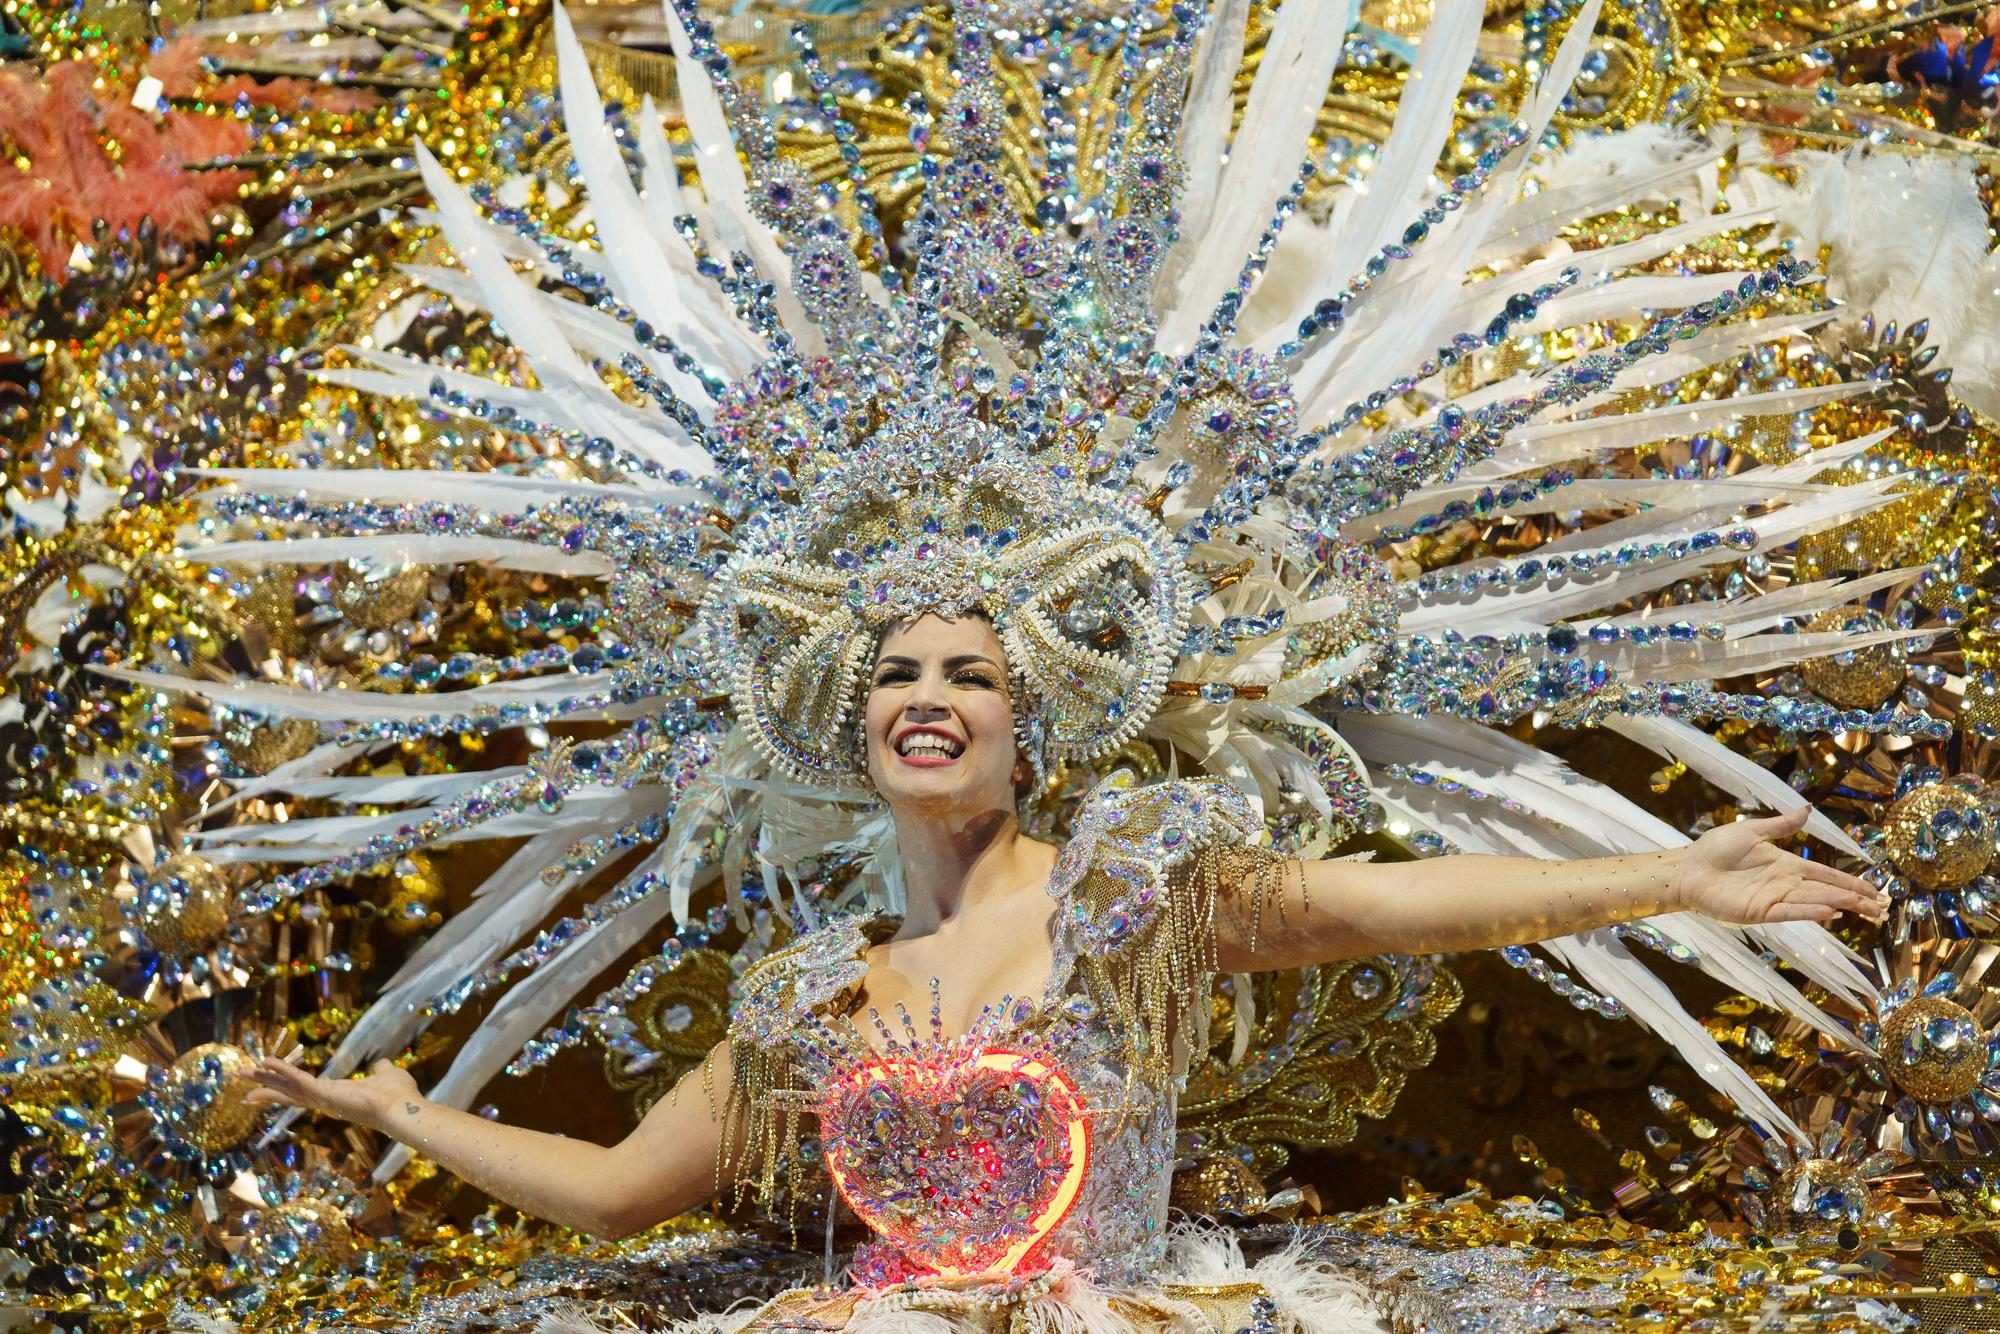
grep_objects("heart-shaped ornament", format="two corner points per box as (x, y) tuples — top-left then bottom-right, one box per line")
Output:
(821, 1049), (1090, 1277)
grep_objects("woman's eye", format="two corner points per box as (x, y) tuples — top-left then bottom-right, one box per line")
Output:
(873, 668), (915, 686)
(953, 673), (998, 688)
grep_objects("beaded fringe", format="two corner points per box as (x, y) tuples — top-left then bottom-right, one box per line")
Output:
(515, 1224), (1387, 1334)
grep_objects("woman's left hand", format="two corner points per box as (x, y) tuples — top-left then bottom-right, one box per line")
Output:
(1673, 806), (1887, 925)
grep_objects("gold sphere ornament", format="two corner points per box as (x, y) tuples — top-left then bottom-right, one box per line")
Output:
(330, 561), (431, 631)
(241, 1197), (357, 1274)
(111, 1197), (207, 1280)
(1800, 609), (1905, 710)
(1884, 784), (1995, 891)
(216, 711), (319, 774)
(157, 1044), (261, 1154)
(1881, 995), (1990, 1104)
(1169, 1154), (1268, 1216)
(136, 854), (231, 955)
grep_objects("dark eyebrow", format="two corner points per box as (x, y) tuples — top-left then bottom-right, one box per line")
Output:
(871, 654), (1001, 671)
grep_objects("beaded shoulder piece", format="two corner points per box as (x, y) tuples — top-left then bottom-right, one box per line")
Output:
(722, 912), (876, 1210)
(1044, 776), (1290, 1082)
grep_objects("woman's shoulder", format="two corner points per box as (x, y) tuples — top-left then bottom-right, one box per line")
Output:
(1051, 775), (1263, 889)
(728, 911), (878, 1047)
(1045, 776), (1267, 955)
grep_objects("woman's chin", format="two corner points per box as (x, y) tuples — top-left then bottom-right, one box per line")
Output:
(874, 762), (1010, 814)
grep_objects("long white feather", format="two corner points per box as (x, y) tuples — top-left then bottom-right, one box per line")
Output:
(1495, 382), (1869, 462)
(1480, 431), (1894, 554)
(412, 144), (713, 476)
(1613, 626), (1930, 683)
(187, 535), (614, 577)
(273, 769), (523, 804)
(374, 861), (684, 1182)
(1158, 0), (1358, 351)
(1345, 475), (1842, 542)
(658, 0), (822, 357)
(1164, 0), (1250, 274)
(1290, 0), (1606, 419)
(191, 467), (678, 510)
(551, 5), (735, 383)
(1602, 715), (1862, 855)
(400, 264), (718, 415)
(634, 93), (761, 378)
(1592, 568), (1916, 640)
(1402, 478), (1904, 635)
(95, 666), (616, 723)
(1302, 0), (1483, 321)
(1540, 932), (1804, 1137)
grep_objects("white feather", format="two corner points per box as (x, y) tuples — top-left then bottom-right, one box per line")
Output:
(192, 466), (679, 510)
(187, 534), (614, 577)
(1164, 0), (1250, 273)
(400, 264), (718, 415)
(1403, 478), (1903, 635)
(1540, 932), (1804, 1137)
(1157, 0), (1359, 352)
(412, 144), (713, 476)
(1611, 626), (1931, 683)
(551, 5), (736, 383)
(1302, 0), (1483, 325)
(94, 665), (615, 723)
(658, 0), (822, 356)
(1290, 0), (1606, 420)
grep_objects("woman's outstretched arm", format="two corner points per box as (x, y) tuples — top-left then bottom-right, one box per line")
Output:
(246, 1040), (739, 1241)
(1215, 805), (1887, 973)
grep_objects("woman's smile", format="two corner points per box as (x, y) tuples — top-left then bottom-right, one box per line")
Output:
(893, 723), (967, 766)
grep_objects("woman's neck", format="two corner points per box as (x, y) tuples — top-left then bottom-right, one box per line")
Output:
(889, 802), (1047, 937)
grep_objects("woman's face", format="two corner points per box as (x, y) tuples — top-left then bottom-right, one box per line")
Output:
(863, 613), (1022, 817)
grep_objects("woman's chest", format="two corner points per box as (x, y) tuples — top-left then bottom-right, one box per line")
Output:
(850, 913), (1060, 1039)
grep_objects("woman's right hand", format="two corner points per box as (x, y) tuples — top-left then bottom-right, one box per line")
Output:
(245, 1055), (421, 1130)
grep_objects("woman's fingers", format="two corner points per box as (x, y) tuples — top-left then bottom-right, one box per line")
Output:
(249, 1057), (321, 1105)
(1763, 899), (1839, 922)
(1797, 860), (1877, 896)
(1746, 805), (1812, 839)
(1787, 862), (1887, 908)
(1782, 877), (1886, 921)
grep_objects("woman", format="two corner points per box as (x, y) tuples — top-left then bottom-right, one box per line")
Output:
(178, 2), (1921, 1326)
(245, 609), (1882, 1329)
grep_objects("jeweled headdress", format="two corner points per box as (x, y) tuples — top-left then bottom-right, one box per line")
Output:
(695, 406), (1190, 786)
(115, 0), (1945, 1149)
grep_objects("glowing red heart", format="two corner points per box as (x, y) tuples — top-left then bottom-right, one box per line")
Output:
(820, 1049), (1090, 1277)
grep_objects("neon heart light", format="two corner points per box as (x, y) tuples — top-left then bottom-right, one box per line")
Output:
(820, 1048), (1090, 1277)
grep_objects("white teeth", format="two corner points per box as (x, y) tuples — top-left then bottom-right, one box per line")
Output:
(896, 733), (963, 758)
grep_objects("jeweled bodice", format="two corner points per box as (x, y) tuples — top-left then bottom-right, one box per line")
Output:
(725, 778), (1273, 1284)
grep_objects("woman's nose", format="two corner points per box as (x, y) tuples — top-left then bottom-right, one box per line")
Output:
(904, 671), (950, 715)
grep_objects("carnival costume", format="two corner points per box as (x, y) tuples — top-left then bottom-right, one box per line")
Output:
(116, 0), (1953, 1328)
